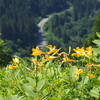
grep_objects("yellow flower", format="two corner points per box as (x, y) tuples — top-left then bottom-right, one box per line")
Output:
(46, 45), (56, 50)
(34, 64), (42, 68)
(63, 56), (74, 62)
(52, 48), (61, 56)
(89, 64), (100, 67)
(46, 45), (60, 55)
(85, 46), (92, 56)
(58, 52), (68, 57)
(9, 65), (18, 69)
(76, 68), (83, 75)
(72, 46), (92, 57)
(32, 58), (38, 64)
(95, 59), (100, 61)
(45, 55), (58, 61)
(31, 46), (44, 56)
(12, 57), (19, 64)
(87, 74), (95, 78)
(97, 44), (100, 46)
(72, 47), (86, 57)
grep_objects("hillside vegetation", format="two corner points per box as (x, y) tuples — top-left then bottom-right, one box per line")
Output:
(0, 0), (70, 56)
(43, 0), (100, 52)
(0, 0), (100, 63)
(1, 0), (100, 99)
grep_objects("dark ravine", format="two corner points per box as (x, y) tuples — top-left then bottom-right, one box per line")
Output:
(37, 7), (73, 50)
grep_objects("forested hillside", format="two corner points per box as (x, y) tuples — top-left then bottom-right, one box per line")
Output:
(43, 0), (100, 51)
(0, 0), (38, 56)
(0, 0), (100, 56)
(0, 0), (70, 56)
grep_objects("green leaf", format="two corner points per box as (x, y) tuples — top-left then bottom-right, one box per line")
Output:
(92, 39), (100, 45)
(7, 95), (18, 100)
(63, 74), (70, 82)
(97, 76), (100, 81)
(22, 84), (34, 91)
(37, 79), (45, 91)
(63, 89), (70, 95)
(54, 78), (65, 85)
(96, 32), (100, 38)
(0, 95), (4, 100)
(92, 48), (100, 55)
(80, 76), (89, 85)
(69, 66), (76, 77)
(22, 84), (38, 99)
(26, 77), (36, 87)
(93, 79), (100, 86)
(50, 97), (61, 100)
(89, 87), (99, 98)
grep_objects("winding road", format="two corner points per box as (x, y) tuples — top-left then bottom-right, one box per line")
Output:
(37, 7), (73, 50)
(37, 17), (51, 50)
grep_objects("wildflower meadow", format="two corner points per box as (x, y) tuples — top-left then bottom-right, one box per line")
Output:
(0, 32), (100, 100)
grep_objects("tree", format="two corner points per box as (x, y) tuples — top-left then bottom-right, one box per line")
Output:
(0, 0), (38, 56)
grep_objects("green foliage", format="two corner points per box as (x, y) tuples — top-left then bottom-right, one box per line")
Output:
(0, 0), (100, 56)
(72, 0), (99, 20)
(94, 11), (100, 33)
(43, 10), (96, 51)
(96, 32), (100, 38)
(0, 0), (71, 56)
(7, 95), (18, 100)
(37, 0), (69, 16)
(0, 0), (39, 56)
(91, 32), (100, 55)
(42, 0), (100, 51)
(0, 37), (11, 67)
(1, 41), (100, 99)
(84, 11), (100, 47)
(89, 87), (100, 98)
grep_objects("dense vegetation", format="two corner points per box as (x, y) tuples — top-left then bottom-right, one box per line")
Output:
(1, 37), (100, 99)
(0, 0), (70, 56)
(84, 11), (100, 47)
(31, 0), (70, 17)
(43, 0), (100, 52)
(0, 0), (100, 65)
(0, 0), (38, 56)
(1, 0), (100, 99)
(0, 34), (11, 67)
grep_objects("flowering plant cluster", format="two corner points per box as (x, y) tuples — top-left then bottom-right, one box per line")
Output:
(0, 32), (100, 100)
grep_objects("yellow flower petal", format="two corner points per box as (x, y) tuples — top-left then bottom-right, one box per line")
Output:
(12, 57), (19, 64)
(45, 55), (58, 61)
(9, 65), (18, 69)
(90, 64), (100, 67)
(46, 45), (60, 55)
(97, 44), (100, 46)
(72, 47), (86, 57)
(87, 74), (95, 78)
(76, 68), (83, 75)
(31, 46), (44, 56)
(32, 58), (37, 64)
(85, 46), (92, 56)
(72, 46), (92, 57)
(63, 56), (74, 62)
(46, 45), (56, 50)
